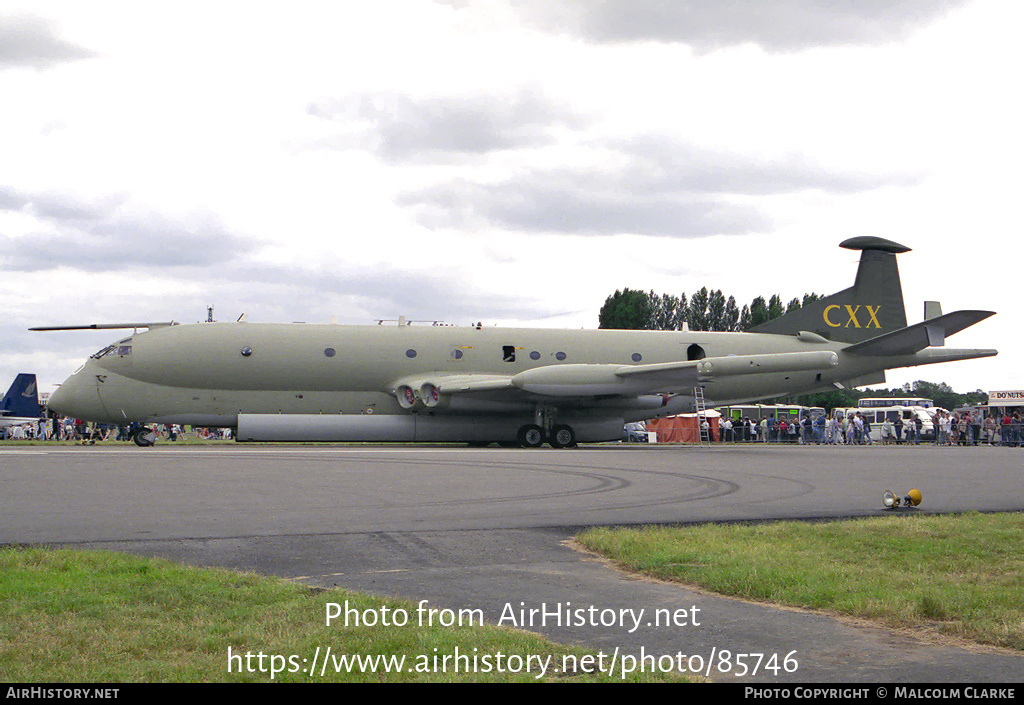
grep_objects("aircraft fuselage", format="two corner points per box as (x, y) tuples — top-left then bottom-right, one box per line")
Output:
(50, 321), (927, 428)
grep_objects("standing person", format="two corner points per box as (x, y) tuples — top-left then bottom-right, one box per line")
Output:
(957, 413), (969, 446)
(914, 414), (923, 445)
(984, 414), (997, 446)
(882, 417), (894, 445)
(894, 416), (903, 445)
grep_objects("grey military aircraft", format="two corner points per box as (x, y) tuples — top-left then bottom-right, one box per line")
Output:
(37, 237), (996, 447)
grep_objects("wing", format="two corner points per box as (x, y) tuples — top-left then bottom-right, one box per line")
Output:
(386, 351), (838, 408)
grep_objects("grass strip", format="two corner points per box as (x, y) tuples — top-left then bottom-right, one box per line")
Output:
(0, 547), (683, 682)
(578, 512), (1024, 650)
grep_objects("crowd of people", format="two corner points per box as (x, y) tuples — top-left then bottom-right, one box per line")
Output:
(5, 410), (1024, 446)
(715, 409), (1024, 446)
(0, 417), (232, 442)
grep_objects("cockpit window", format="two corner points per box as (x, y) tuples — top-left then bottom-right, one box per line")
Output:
(92, 338), (133, 359)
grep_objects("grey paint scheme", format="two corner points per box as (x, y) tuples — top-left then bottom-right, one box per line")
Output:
(42, 238), (996, 445)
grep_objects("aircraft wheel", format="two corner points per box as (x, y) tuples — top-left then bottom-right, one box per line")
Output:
(550, 424), (576, 448)
(132, 427), (156, 447)
(517, 424), (545, 448)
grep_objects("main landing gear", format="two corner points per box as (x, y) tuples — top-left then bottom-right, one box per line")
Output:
(517, 405), (577, 448)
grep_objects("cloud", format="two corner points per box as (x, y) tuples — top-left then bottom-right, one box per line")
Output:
(469, 0), (968, 51)
(0, 15), (97, 68)
(400, 176), (768, 237)
(1, 187), (255, 272)
(0, 185), (123, 223)
(396, 135), (915, 237)
(308, 89), (585, 163)
(611, 135), (919, 195)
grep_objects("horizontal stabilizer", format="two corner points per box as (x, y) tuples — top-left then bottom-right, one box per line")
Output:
(844, 310), (995, 356)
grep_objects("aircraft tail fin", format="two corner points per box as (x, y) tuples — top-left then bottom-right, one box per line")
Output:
(1, 373), (41, 418)
(749, 236), (910, 344)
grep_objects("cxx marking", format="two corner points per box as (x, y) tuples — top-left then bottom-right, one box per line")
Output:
(823, 304), (882, 329)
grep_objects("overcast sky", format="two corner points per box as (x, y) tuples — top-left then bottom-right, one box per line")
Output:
(1, 0), (1020, 401)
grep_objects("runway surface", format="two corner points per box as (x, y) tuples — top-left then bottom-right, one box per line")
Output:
(2, 443), (1022, 682)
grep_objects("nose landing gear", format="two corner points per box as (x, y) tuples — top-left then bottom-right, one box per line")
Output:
(131, 425), (156, 447)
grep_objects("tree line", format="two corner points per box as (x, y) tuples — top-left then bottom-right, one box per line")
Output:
(598, 287), (820, 332)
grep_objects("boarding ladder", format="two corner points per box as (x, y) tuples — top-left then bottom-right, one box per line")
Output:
(694, 386), (711, 447)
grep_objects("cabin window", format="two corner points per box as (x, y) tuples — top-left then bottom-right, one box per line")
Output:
(240, 347), (253, 357)
(406, 349), (417, 358)
(502, 346), (516, 363)
(451, 349), (464, 360)
(324, 348), (336, 358)
(530, 351), (541, 360)
(555, 351), (567, 361)
(631, 353), (643, 362)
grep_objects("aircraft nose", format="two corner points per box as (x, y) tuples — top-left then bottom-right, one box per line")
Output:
(48, 368), (106, 421)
